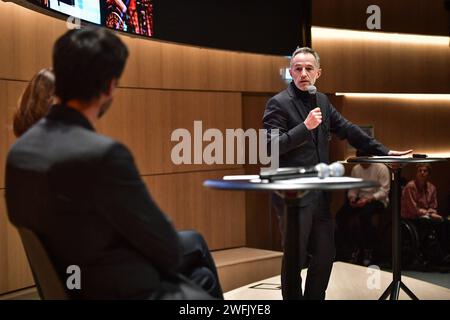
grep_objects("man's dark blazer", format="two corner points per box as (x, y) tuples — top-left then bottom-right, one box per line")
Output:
(263, 82), (389, 168)
(5, 105), (189, 299)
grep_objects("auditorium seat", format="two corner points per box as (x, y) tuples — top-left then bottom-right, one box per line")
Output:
(17, 227), (69, 300)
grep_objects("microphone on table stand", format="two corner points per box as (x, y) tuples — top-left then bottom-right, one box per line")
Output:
(260, 162), (345, 181)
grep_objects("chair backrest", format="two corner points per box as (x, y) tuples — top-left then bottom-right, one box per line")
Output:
(18, 227), (69, 300)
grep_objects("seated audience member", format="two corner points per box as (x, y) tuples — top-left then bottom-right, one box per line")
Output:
(6, 28), (222, 299)
(401, 164), (450, 266)
(336, 150), (390, 266)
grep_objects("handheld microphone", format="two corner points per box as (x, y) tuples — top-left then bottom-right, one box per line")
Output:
(307, 85), (318, 110)
(307, 85), (317, 95)
(307, 85), (330, 140)
(260, 162), (345, 181)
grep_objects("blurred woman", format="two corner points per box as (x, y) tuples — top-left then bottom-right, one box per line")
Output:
(13, 68), (55, 137)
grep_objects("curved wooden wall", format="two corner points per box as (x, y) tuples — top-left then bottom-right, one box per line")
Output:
(313, 29), (450, 94)
(0, 1), (288, 294)
(313, 0), (449, 37)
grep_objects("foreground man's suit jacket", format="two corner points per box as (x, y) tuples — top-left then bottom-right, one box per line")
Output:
(5, 105), (185, 299)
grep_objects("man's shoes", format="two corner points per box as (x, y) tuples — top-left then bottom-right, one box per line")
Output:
(409, 259), (429, 272)
(348, 249), (360, 264)
(362, 249), (373, 267)
(442, 254), (450, 266)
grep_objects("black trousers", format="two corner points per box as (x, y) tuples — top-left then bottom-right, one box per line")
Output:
(178, 230), (224, 299)
(336, 200), (384, 251)
(272, 191), (335, 300)
(151, 230), (223, 300)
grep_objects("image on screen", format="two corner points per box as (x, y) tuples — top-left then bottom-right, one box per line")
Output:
(104, 0), (153, 37)
(36, 0), (101, 25)
(29, 1), (153, 37)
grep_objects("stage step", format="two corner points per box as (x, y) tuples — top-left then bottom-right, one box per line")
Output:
(212, 247), (283, 293)
(1, 247), (283, 299)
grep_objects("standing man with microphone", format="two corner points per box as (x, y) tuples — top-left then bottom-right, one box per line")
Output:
(263, 47), (411, 300)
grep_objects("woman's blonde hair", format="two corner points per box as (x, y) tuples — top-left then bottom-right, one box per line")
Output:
(13, 68), (55, 137)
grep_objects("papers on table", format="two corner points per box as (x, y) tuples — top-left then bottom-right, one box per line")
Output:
(274, 177), (363, 184)
(222, 175), (363, 184)
(223, 175), (259, 180)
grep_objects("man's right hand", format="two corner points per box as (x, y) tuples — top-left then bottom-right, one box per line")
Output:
(304, 107), (322, 130)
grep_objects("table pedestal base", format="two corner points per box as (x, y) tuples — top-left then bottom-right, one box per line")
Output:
(379, 280), (418, 300)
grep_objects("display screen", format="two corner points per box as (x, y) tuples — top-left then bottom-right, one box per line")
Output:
(29, 0), (153, 36)
(19, 0), (303, 55)
(152, 0), (303, 55)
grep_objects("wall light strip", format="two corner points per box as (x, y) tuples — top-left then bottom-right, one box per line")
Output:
(335, 93), (450, 101)
(421, 152), (450, 158)
(312, 26), (450, 46)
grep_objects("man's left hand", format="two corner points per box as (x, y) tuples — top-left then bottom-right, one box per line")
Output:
(388, 149), (413, 156)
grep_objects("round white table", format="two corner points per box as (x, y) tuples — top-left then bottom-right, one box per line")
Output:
(204, 175), (379, 300)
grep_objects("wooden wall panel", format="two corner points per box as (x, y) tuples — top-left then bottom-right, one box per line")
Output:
(241, 94), (276, 249)
(0, 82), (7, 189)
(0, 1), (64, 81)
(243, 54), (279, 93)
(122, 37), (288, 92)
(0, 190), (6, 293)
(0, 80), (27, 189)
(0, 191), (34, 295)
(313, 0), (449, 37)
(118, 36), (163, 89)
(160, 44), (209, 90)
(96, 89), (243, 175)
(144, 169), (247, 250)
(205, 50), (245, 91)
(340, 97), (450, 156)
(313, 30), (450, 94)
